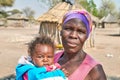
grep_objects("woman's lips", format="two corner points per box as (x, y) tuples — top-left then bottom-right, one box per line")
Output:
(67, 42), (77, 48)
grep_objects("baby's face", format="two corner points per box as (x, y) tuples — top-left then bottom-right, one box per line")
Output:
(31, 44), (54, 67)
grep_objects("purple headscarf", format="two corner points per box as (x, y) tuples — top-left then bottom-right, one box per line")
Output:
(62, 10), (92, 38)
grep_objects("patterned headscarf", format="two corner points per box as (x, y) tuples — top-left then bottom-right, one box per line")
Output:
(62, 9), (92, 38)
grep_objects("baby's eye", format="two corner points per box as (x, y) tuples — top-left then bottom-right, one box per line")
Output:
(38, 55), (44, 58)
(48, 56), (53, 58)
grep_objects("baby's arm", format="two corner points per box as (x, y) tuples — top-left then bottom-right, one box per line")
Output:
(27, 64), (67, 80)
(46, 63), (61, 71)
(46, 63), (69, 78)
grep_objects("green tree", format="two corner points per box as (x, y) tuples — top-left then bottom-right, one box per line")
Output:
(114, 8), (120, 19)
(78, 0), (98, 16)
(0, 0), (15, 18)
(0, 10), (8, 17)
(22, 7), (35, 19)
(78, 0), (89, 9)
(98, 0), (116, 18)
(88, 0), (98, 16)
(7, 9), (22, 15)
(0, 0), (14, 7)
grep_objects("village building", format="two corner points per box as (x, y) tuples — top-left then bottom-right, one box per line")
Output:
(6, 13), (28, 27)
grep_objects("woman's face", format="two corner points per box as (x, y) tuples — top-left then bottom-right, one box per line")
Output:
(31, 44), (54, 67)
(61, 18), (87, 54)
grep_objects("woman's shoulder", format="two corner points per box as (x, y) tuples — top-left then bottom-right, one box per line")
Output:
(85, 54), (107, 80)
(84, 54), (100, 67)
(87, 64), (107, 80)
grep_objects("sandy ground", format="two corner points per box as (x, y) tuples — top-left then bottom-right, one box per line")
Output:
(0, 24), (120, 79)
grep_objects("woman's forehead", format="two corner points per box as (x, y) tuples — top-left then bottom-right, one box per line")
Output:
(63, 18), (86, 27)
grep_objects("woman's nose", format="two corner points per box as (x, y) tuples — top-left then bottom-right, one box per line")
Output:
(70, 31), (78, 39)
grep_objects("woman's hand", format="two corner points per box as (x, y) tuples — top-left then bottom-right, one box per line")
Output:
(61, 68), (70, 77)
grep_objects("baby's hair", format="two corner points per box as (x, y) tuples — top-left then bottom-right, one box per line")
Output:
(28, 35), (55, 56)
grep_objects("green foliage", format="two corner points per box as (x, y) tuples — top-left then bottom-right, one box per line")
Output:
(0, 0), (15, 7)
(0, 10), (8, 18)
(22, 7), (35, 20)
(88, 0), (98, 16)
(98, 0), (116, 18)
(78, 0), (98, 17)
(7, 9), (22, 15)
(0, 0), (15, 18)
(78, 0), (89, 9)
(118, 8), (120, 19)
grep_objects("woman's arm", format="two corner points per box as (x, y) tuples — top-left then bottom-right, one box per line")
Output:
(87, 64), (107, 80)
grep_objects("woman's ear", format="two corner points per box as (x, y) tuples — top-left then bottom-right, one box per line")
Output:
(60, 30), (62, 36)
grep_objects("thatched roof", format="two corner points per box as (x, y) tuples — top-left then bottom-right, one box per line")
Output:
(101, 13), (117, 23)
(37, 2), (99, 24)
(7, 13), (28, 20)
(99, 16), (105, 23)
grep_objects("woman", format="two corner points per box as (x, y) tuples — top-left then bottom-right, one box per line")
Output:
(54, 10), (107, 80)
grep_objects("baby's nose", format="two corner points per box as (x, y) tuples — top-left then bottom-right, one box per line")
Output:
(43, 57), (48, 61)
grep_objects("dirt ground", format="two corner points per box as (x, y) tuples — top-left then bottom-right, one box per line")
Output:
(0, 24), (120, 79)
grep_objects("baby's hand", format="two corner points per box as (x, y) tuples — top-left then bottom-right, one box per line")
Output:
(46, 63), (61, 72)
(54, 63), (61, 69)
(46, 65), (53, 72)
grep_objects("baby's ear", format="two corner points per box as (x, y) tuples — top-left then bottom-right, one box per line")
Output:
(27, 49), (30, 56)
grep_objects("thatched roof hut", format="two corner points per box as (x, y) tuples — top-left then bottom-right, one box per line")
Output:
(37, 1), (99, 46)
(102, 13), (117, 23)
(7, 13), (28, 27)
(99, 13), (118, 28)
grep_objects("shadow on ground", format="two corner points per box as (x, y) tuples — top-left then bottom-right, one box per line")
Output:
(106, 34), (120, 37)
(107, 76), (120, 80)
(0, 74), (120, 80)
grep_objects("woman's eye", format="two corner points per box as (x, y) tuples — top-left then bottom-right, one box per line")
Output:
(65, 27), (72, 31)
(77, 30), (85, 34)
(78, 31), (83, 34)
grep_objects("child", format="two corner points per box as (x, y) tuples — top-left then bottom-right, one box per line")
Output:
(16, 36), (67, 80)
